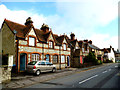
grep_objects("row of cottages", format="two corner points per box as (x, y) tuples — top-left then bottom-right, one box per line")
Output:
(1, 17), (71, 72)
(102, 46), (115, 62)
(65, 33), (104, 67)
(1, 17), (105, 72)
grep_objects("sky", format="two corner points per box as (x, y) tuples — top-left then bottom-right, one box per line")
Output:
(0, 0), (119, 50)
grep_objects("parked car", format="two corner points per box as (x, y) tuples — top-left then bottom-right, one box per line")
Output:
(26, 60), (56, 76)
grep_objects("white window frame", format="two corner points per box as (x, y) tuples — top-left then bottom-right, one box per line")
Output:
(63, 44), (67, 50)
(53, 55), (58, 64)
(49, 41), (53, 48)
(32, 54), (39, 61)
(61, 55), (65, 63)
(76, 46), (79, 49)
(29, 37), (35, 46)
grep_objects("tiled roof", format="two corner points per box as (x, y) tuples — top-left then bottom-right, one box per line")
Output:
(3, 19), (69, 45)
(70, 39), (78, 48)
(89, 44), (100, 50)
(4, 19), (28, 38)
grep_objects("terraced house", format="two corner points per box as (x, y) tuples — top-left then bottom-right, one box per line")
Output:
(1, 17), (71, 72)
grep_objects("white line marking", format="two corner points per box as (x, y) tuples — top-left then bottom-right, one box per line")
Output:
(79, 75), (98, 84)
(115, 66), (118, 68)
(109, 69), (111, 71)
(102, 71), (107, 73)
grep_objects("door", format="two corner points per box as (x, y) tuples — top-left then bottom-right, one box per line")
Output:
(67, 56), (70, 66)
(46, 54), (50, 62)
(20, 53), (26, 71)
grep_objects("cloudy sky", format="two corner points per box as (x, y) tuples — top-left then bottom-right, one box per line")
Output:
(0, 0), (119, 50)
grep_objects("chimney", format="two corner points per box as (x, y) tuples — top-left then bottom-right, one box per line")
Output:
(88, 40), (92, 44)
(84, 39), (88, 42)
(25, 17), (33, 27)
(70, 33), (75, 40)
(40, 23), (49, 33)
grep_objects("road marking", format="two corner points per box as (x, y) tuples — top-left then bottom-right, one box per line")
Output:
(109, 69), (111, 71)
(79, 75), (98, 84)
(102, 71), (107, 73)
(115, 66), (118, 68)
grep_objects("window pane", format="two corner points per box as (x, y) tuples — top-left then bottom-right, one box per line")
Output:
(32, 54), (39, 61)
(63, 44), (66, 50)
(49, 41), (53, 48)
(29, 37), (35, 46)
(53, 55), (58, 64)
(61, 55), (65, 63)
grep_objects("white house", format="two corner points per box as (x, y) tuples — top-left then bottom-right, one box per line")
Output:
(103, 46), (115, 63)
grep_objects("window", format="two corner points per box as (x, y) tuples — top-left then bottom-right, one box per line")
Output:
(29, 37), (35, 46)
(76, 46), (79, 49)
(28, 61), (37, 65)
(63, 44), (67, 50)
(32, 54), (40, 61)
(46, 62), (53, 65)
(84, 44), (87, 51)
(53, 55), (58, 64)
(82, 48), (84, 52)
(61, 55), (65, 63)
(38, 62), (45, 65)
(49, 41), (53, 48)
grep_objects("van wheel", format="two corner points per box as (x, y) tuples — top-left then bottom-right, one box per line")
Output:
(52, 68), (56, 73)
(35, 70), (40, 76)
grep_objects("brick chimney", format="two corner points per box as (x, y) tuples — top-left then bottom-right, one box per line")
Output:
(40, 23), (49, 33)
(88, 40), (92, 44)
(25, 17), (33, 27)
(70, 33), (75, 40)
(84, 39), (88, 42)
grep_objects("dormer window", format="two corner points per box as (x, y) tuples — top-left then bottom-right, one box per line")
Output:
(76, 46), (79, 49)
(29, 37), (35, 46)
(49, 41), (53, 49)
(63, 44), (67, 50)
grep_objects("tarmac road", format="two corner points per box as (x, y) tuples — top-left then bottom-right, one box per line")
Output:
(24, 63), (120, 89)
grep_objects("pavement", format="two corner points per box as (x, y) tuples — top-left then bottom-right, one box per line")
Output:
(1, 63), (113, 89)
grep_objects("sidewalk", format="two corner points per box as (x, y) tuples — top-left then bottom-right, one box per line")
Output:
(2, 63), (113, 89)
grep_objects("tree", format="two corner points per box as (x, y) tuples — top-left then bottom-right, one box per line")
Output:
(84, 52), (98, 64)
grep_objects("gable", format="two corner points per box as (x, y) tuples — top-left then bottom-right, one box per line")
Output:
(63, 38), (67, 44)
(76, 42), (79, 47)
(26, 28), (38, 42)
(28, 28), (36, 36)
(47, 33), (54, 41)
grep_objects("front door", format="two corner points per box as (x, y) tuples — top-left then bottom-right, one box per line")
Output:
(20, 53), (26, 71)
(67, 56), (70, 66)
(46, 54), (50, 62)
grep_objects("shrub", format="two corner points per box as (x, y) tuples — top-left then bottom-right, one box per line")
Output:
(84, 52), (98, 65)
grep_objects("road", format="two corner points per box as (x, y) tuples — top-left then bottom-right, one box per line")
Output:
(23, 63), (120, 89)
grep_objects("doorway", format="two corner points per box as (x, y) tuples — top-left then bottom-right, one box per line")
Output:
(20, 53), (26, 71)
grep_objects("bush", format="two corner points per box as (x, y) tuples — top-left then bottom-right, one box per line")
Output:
(84, 52), (98, 65)
(103, 59), (113, 63)
(97, 60), (103, 65)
